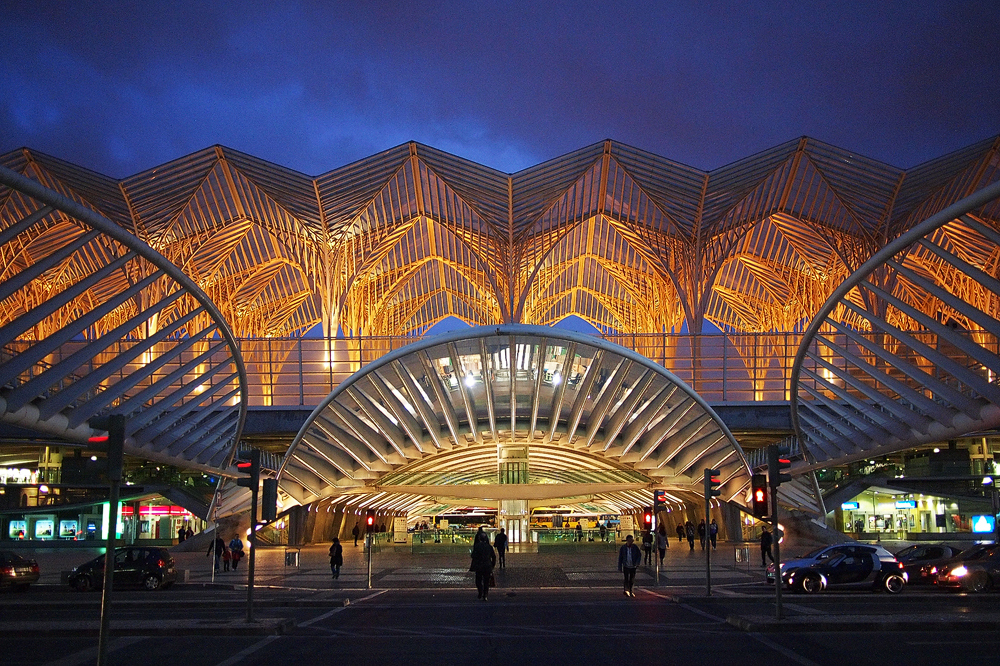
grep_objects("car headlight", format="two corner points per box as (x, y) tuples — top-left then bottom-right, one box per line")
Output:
(951, 566), (968, 577)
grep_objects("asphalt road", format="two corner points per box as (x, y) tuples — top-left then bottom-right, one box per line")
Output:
(3, 586), (1000, 666)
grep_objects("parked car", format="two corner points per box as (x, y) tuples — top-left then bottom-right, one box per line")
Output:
(766, 542), (897, 584)
(0, 550), (40, 591)
(936, 544), (1000, 592)
(894, 544), (963, 584)
(69, 546), (176, 591)
(921, 543), (994, 582)
(783, 547), (907, 593)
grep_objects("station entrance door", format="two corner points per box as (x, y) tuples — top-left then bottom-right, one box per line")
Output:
(501, 500), (528, 543)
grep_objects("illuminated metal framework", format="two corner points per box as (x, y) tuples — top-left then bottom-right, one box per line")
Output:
(792, 180), (1000, 477)
(0, 166), (247, 474)
(216, 326), (751, 518)
(2, 137), (1000, 515)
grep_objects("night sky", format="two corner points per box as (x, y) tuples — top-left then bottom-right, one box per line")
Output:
(2, 1), (998, 178)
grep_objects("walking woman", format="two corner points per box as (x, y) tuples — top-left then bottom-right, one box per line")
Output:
(469, 531), (496, 600)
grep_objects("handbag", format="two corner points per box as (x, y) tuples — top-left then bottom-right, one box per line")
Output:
(489, 572), (497, 588)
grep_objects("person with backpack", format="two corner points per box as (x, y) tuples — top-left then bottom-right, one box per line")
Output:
(229, 535), (244, 571)
(685, 521), (695, 551)
(709, 519), (719, 550)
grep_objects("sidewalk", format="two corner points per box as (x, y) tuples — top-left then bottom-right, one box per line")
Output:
(22, 539), (760, 590)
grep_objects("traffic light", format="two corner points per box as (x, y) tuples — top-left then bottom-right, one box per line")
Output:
(236, 449), (261, 489)
(704, 468), (722, 500)
(767, 445), (792, 488)
(643, 508), (653, 527)
(653, 489), (666, 511)
(751, 474), (769, 518)
(261, 478), (278, 522)
(88, 414), (126, 482)
(366, 511), (375, 532)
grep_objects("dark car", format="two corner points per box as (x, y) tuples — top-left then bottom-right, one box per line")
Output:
(69, 546), (176, 591)
(936, 544), (1000, 592)
(0, 550), (40, 591)
(766, 542), (897, 584)
(780, 545), (907, 593)
(894, 544), (963, 584)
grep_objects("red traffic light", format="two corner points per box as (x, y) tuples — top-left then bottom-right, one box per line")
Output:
(750, 473), (769, 518)
(366, 515), (374, 526)
(643, 511), (652, 525)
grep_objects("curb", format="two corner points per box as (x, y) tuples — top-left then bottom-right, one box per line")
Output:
(726, 614), (1000, 632)
(0, 618), (296, 637)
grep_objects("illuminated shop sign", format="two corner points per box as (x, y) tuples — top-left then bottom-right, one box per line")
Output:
(841, 502), (860, 510)
(894, 500), (916, 509)
(972, 515), (996, 533)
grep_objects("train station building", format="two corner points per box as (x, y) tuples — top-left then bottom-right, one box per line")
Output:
(1, 136), (999, 547)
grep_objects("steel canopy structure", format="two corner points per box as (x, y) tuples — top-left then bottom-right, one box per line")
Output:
(2, 135), (1000, 520)
(0, 165), (247, 474)
(791, 179), (1000, 472)
(213, 325), (751, 518)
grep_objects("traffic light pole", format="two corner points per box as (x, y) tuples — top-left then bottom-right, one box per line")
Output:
(246, 480), (258, 623)
(767, 444), (790, 620)
(705, 484), (712, 596)
(91, 414), (125, 666)
(704, 468), (721, 596)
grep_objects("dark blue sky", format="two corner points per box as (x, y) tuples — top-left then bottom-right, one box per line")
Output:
(2, 1), (998, 178)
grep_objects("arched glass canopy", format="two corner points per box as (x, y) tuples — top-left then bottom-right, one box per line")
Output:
(234, 325), (752, 516)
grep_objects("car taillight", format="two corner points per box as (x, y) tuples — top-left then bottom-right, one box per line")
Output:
(157, 559), (165, 568)
(0, 565), (13, 576)
(31, 564), (39, 573)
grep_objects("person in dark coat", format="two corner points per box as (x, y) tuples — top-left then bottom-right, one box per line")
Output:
(618, 534), (642, 597)
(177, 526), (186, 543)
(685, 521), (695, 550)
(761, 528), (774, 567)
(698, 519), (707, 549)
(641, 528), (653, 564)
(676, 523), (685, 543)
(494, 527), (508, 568)
(206, 535), (226, 572)
(185, 526), (194, 540)
(329, 537), (344, 578)
(470, 532), (496, 600)
(709, 519), (719, 550)
(352, 522), (360, 546)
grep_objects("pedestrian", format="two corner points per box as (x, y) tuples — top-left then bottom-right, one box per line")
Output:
(576, 522), (583, 542)
(709, 519), (718, 550)
(206, 534), (226, 572)
(469, 531), (496, 601)
(185, 526), (194, 540)
(641, 527), (653, 565)
(685, 521), (695, 550)
(599, 522), (607, 542)
(494, 527), (508, 568)
(761, 528), (774, 567)
(229, 536), (244, 571)
(676, 523), (685, 543)
(352, 522), (360, 546)
(177, 526), (186, 543)
(698, 519), (707, 550)
(656, 524), (668, 565)
(222, 543), (231, 571)
(618, 534), (641, 597)
(329, 537), (343, 578)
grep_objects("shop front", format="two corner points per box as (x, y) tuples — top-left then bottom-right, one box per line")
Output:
(1, 495), (206, 545)
(835, 490), (998, 539)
